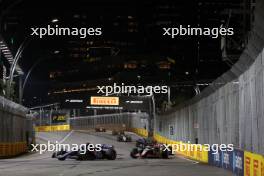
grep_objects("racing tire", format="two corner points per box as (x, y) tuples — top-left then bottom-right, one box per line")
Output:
(106, 150), (117, 160)
(130, 148), (139, 159)
(52, 152), (56, 158)
(161, 150), (169, 159)
(58, 156), (66, 161)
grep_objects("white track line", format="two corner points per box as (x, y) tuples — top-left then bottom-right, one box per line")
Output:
(59, 130), (74, 143)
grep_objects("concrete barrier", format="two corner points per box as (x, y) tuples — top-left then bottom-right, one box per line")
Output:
(0, 96), (33, 158)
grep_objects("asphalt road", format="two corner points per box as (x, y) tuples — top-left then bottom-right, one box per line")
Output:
(0, 131), (233, 176)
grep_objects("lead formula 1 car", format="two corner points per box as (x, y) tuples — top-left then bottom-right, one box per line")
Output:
(130, 143), (169, 159)
(52, 144), (117, 161)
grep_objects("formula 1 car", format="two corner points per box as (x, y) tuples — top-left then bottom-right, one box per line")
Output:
(130, 143), (168, 159)
(95, 127), (106, 132)
(117, 134), (132, 142)
(52, 144), (117, 161)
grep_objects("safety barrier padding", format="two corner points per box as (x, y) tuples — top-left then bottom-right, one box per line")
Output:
(130, 128), (148, 138)
(35, 125), (70, 132)
(0, 142), (27, 158)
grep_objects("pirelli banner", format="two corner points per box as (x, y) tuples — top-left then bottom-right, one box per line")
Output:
(90, 96), (119, 106)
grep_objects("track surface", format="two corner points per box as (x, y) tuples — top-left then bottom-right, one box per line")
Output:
(0, 131), (232, 176)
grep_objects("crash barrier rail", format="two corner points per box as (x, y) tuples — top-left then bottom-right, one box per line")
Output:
(34, 124), (70, 132)
(0, 96), (33, 158)
(70, 112), (149, 132)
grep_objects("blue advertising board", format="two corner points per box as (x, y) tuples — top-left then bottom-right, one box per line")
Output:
(222, 150), (233, 171)
(208, 149), (222, 167)
(232, 149), (244, 176)
(209, 147), (244, 175)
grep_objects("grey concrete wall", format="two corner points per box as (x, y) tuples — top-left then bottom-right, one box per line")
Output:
(154, 0), (264, 155)
(0, 96), (29, 143)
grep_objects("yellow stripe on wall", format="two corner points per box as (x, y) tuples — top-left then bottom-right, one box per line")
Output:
(35, 125), (70, 132)
(0, 142), (27, 157)
(131, 128), (148, 138)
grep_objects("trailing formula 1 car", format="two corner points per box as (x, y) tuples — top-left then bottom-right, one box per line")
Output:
(130, 143), (169, 159)
(52, 144), (117, 161)
(117, 134), (132, 142)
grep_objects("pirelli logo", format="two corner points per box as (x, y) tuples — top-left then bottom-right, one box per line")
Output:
(90, 96), (119, 105)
